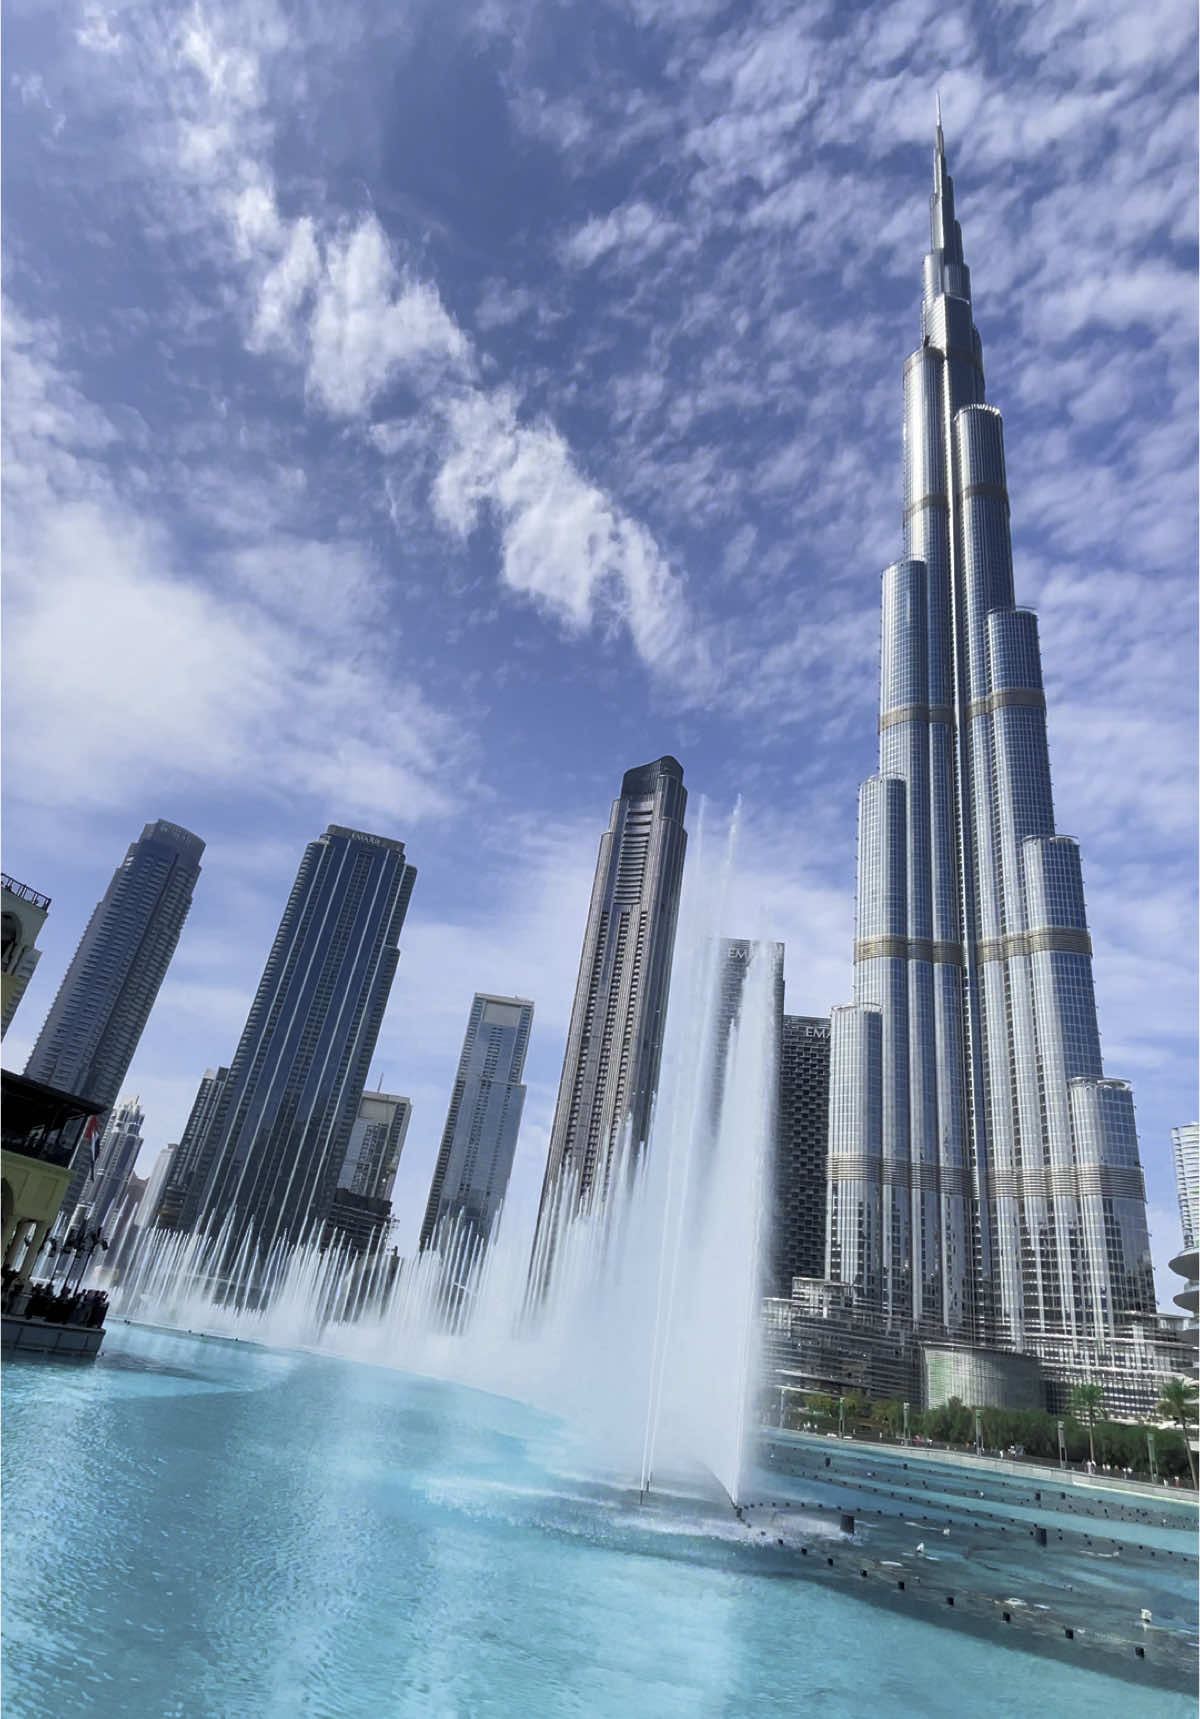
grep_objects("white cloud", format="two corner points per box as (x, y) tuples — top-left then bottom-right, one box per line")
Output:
(433, 388), (713, 688)
(137, 14), (707, 684)
(560, 201), (681, 269)
(307, 220), (471, 416)
(2, 309), (465, 827)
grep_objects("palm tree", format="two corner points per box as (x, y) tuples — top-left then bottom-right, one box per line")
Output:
(1069, 1383), (1105, 1466)
(1156, 1376), (1199, 1489)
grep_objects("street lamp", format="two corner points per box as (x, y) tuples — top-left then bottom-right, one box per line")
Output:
(838, 1396), (846, 1439)
(1057, 1418), (1067, 1469)
(1147, 1430), (1157, 1483)
(902, 1401), (910, 1445)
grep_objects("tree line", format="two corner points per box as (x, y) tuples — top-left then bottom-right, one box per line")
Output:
(786, 1376), (1197, 1485)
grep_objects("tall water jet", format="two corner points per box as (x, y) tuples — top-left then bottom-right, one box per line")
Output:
(101, 809), (779, 1504)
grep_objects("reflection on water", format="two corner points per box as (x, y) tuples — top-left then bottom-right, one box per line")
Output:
(3, 1325), (1192, 1719)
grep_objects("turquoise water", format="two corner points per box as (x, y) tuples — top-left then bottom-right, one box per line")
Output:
(2, 1325), (1191, 1718)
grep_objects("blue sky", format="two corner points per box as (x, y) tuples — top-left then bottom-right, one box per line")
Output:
(3, 0), (1196, 1301)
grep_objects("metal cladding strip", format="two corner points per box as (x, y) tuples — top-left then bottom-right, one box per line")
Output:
(965, 687), (1046, 720)
(976, 927), (1093, 962)
(879, 702), (956, 730)
(989, 1165), (1147, 1200)
(854, 936), (966, 964)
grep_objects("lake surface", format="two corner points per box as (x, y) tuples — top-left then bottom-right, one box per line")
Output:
(2, 1324), (1192, 1718)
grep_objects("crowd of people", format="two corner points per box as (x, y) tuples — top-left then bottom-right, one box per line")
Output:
(1, 1267), (108, 1328)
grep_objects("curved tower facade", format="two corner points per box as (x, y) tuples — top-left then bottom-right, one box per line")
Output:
(179, 825), (417, 1258)
(827, 124), (1155, 1350)
(533, 757), (687, 1272)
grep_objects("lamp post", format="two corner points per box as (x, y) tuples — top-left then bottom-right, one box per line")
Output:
(1057, 1418), (1067, 1469)
(838, 1396), (846, 1439)
(902, 1401), (910, 1446)
(1147, 1430), (1158, 1484)
(974, 1409), (984, 1457)
(66, 1227), (107, 1294)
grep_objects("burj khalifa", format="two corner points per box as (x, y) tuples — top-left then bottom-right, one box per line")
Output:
(825, 117), (1156, 1353)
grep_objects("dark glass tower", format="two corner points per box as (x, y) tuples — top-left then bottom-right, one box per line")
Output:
(151, 1066), (230, 1230)
(534, 758), (687, 1258)
(826, 124), (1155, 1350)
(25, 819), (204, 1221)
(420, 993), (533, 1249)
(178, 826), (416, 1256)
(775, 1015), (831, 1296)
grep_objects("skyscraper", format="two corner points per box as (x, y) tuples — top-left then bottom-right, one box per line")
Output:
(26, 820), (203, 1223)
(825, 122), (1155, 1354)
(534, 758), (687, 1255)
(1172, 1124), (1199, 1253)
(178, 826), (417, 1258)
(1169, 1123), (1199, 1324)
(710, 941), (784, 1142)
(70, 1094), (144, 1238)
(420, 994), (533, 1249)
(151, 1066), (230, 1229)
(338, 1091), (412, 1205)
(774, 1015), (831, 1296)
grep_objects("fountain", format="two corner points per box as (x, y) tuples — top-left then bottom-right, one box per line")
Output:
(100, 811), (778, 1506)
(8, 815), (1195, 1714)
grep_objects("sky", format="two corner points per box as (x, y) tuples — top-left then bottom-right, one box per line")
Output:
(2, 0), (1196, 1304)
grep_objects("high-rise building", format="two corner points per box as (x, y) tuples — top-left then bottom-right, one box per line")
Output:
(1, 874), (51, 1036)
(328, 1090), (412, 1254)
(26, 820), (203, 1224)
(1169, 1123), (1199, 1325)
(70, 1095), (144, 1238)
(774, 1015), (831, 1296)
(420, 995), (533, 1249)
(338, 1090), (412, 1205)
(135, 1144), (177, 1231)
(710, 941), (784, 1140)
(1172, 1124), (1199, 1252)
(151, 1067), (230, 1229)
(178, 825), (417, 1259)
(533, 758), (687, 1258)
(825, 121), (1155, 1356)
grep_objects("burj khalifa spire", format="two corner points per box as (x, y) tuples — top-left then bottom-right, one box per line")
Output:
(826, 121), (1156, 1352)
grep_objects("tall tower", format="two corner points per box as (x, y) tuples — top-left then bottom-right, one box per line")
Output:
(178, 826), (417, 1258)
(70, 1095), (145, 1238)
(826, 122), (1155, 1352)
(338, 1091), (412, 1205)
(1172, 1124), (1199, 1253)
(26, 820), (203, 1222)
(775, 1015), (831, 1296)
(534, 757), (687, 1257)
(151, 1066), (230, 1229)
(26, 821), (203, 1108)
(711, 940), (784, 1141)
(420, 994), (533, 1249)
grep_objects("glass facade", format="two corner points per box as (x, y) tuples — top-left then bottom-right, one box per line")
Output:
(827, 125), (1155, 1348)
(1172, 1123), (1199, 1251)
(178, 826), (417, 1258)
(420, 995), (532, 1249)
(534, 758), (687, 1259)
(339, 1091), (412, 1206)
(26, 820), (204, 1226)
(774, 1015), (831, 1295)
